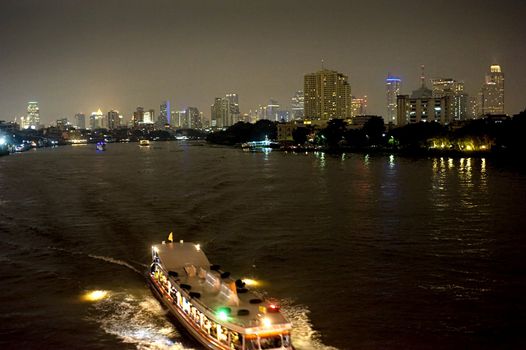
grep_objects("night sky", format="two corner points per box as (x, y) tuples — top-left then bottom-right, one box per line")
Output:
(1, 0), (525, 124)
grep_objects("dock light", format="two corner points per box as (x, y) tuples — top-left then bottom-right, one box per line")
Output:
(82, 290), (109, 302)
(262, 317), (272, 327)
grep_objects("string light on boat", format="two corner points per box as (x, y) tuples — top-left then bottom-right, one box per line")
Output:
(82, 290), (109, 302)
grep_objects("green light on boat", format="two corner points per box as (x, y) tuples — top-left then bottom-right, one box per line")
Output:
(216, 307), (231, 321)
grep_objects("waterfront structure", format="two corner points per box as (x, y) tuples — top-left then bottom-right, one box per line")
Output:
(396, 67), (453, 126)
(22, 101), (40, 129)
(107, 110), (120, 130)
(351, 96), (368, 118)
(89, 109), (104, 129)
(431, 78), (469, 121)
(304, 68), (351, 120)
(74, 113), (86, 129)
(56, 118), (68, 130)
(386, 75), (401, 125)
(479, 64), (504, 115)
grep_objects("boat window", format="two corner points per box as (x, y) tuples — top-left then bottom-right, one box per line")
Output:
(245, 339), (259, 350)
(259, 335), (282, 349)
(282, 334), (290, 347)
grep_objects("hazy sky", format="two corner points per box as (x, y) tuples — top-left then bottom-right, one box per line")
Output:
(1, 0), (525, 125)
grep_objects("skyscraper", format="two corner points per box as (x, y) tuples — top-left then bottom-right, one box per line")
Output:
(291, 90), (304, 120)
(351, 96), (368, 117)
(24, 101), (40, 129)
(186, 107), (201, 129)
(397, 66), (453, 125)
(304, 68), (352, 120)
(133, 107), (145, 126)
(74, 113), (86, 129)
(431, 78), (468, 121)
(90, 109), (104, 129)
(160, 101), (171, 126)
(479, 64), (504, 115)
(211, 98), (230, 128)
(386, 75), (401, 125)
(226, 94), (240, 124)
(266, 99), (280, 121)
(107, 110), (120, 130)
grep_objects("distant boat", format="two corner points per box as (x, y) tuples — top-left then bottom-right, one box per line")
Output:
(139, 139), (150, 146)
(96, 141), (106, 151)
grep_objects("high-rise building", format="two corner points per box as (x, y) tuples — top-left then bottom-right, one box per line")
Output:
(351, 96), (368, 117)
(304, 68), (351, 120)
(142, 109), (154, 124)
(23, 101), (40, 129)
(186, 107), (201, 129)
(211, 97), (231, 128)
(386, 75), (401, 125)
(226, 94), (240, 124)
(431, 78), (469, 121)
(56, 118), (68, 130)
(74, 113), (86, 129)
(133, 107), (145, 126)
(266, 99), (280, 121)
(291, 90), (304, 120)
(107, 110), (120, 130)
(160, 101), (170, 125)
(90, 109), (104, 129)
(397, 66), (453, 126)
(479, 64), (504, 115)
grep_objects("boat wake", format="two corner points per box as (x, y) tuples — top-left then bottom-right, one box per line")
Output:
(87, 291), (195, 350)
(279, 300), (339, 350)
(87, 254), (143, 274)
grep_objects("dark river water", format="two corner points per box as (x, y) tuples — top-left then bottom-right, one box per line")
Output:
(1, 142), (525, 350)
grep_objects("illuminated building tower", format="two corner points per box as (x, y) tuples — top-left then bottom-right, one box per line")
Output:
(90, 109), (104, 129)
(304, 68), (351, 120)
(185, 107), (201, 129)
(74, 113), (86, 129)
(107, 110), (120, 130)
(386, 75), (401, 125)
(133, 107), (145, 126)
(266, 99), (280, 121)
(160, 101), (170, 125)
(142, 109), (155, 124)
(397, 66), (453, 125)
(226, 94), (240, 124)
(431, 78), (469, 121)
(351, 95), (368, 118)
(24, 101), (40, 129)
(211, 98), (230, 128)
(479, 64), (504, 115)
(291, 90), (304, 120)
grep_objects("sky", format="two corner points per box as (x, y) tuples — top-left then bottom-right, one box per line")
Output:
(1, 0), (526, 125)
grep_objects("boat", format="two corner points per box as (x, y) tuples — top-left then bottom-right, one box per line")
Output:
(147, 237), (293, 350)
(139, 139), (150, 146)
(96, 141), (106, 151)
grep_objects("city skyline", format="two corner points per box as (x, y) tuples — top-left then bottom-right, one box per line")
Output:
(1, 0), (526, 124)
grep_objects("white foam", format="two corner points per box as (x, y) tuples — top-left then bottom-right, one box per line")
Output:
(87, 291), (194, 350)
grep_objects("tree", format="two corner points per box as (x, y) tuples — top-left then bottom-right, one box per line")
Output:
(321, 119), (347, 149)
(362, 116), (385, 146)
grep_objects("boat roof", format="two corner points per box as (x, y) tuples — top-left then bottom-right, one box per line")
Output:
(152, 241), (291, 332)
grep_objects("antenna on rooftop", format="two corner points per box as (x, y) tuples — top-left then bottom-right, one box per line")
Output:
(420, 65), (426, 87)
